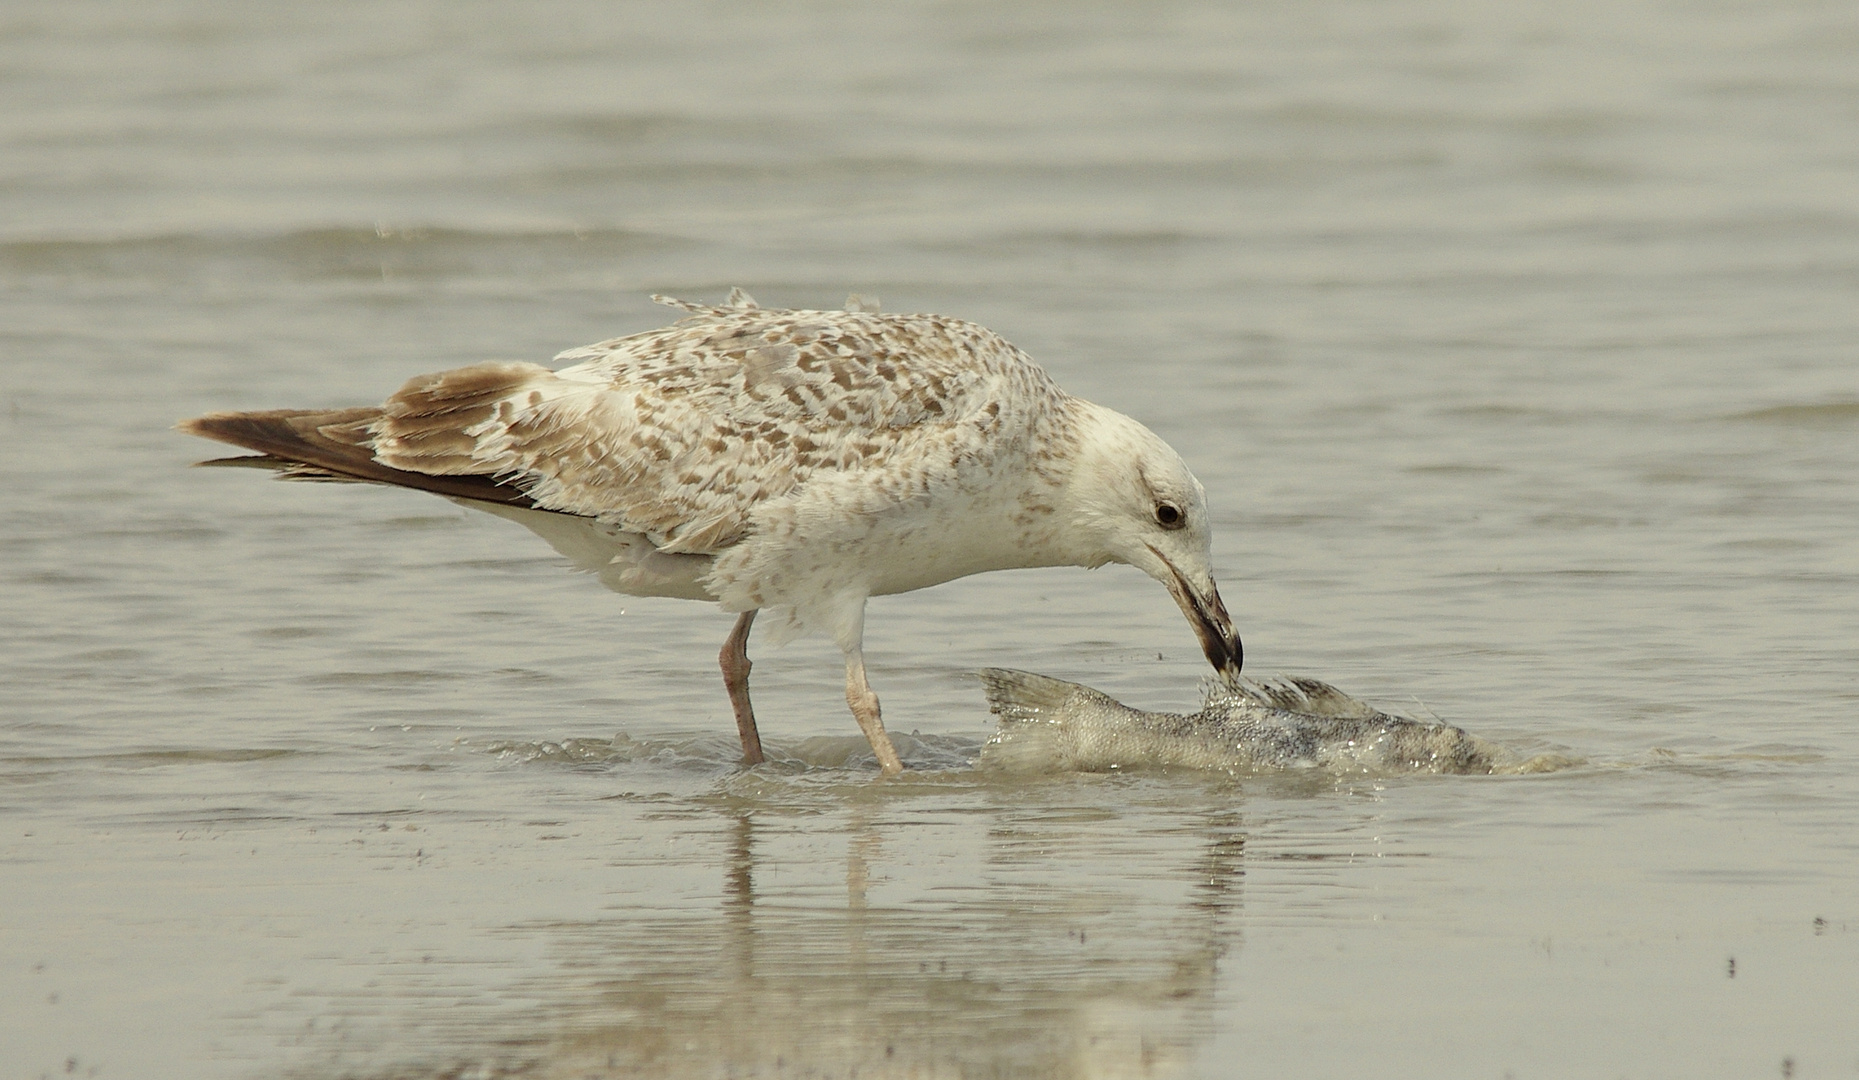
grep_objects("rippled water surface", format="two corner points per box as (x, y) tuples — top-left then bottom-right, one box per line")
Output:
(4, 2), (1858, 1077)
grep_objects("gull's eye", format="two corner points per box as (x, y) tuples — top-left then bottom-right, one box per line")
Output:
(1154, 502), (1184, 530)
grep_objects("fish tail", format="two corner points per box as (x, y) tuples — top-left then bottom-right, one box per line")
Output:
(977, 668), (1083, 723)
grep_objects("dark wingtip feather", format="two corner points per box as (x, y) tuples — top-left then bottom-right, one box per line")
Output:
(191, 453), (295, 471)
(175, 407), (544, 508)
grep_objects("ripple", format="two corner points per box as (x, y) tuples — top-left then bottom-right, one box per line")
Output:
(1724, 401), (1859, 427)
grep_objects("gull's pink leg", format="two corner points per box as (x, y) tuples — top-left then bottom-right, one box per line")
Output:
(843, 644), (903, 775)
(720, 610), (764, 766)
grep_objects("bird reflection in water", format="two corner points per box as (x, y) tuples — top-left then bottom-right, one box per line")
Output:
(308, 789), (1249, 1079)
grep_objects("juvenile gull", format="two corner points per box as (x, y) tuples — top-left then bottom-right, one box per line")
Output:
(179, 290), (1241, 774)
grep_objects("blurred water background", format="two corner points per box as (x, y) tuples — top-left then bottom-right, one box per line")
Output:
(3, 1), (1857, 1077)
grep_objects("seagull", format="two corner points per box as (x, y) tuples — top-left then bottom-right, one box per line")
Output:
(179, 290), (1241, 774)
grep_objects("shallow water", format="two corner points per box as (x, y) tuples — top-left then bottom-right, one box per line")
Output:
(4, 1), (1858, 1077)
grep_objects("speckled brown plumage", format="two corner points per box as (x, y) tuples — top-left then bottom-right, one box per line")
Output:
(180, 290), (1238, 775)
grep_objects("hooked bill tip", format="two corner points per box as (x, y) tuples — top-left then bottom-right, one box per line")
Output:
(1147, 544), (1243, 677)
(1201, 624), (1243, 676)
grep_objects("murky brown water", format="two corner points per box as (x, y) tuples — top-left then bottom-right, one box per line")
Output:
(4, 1), (1858, 1077)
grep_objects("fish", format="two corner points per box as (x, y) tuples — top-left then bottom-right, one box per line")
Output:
(977, 669), (1565, 776)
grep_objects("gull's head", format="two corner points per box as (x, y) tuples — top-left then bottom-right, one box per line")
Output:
(1063, 402), (1243, 677)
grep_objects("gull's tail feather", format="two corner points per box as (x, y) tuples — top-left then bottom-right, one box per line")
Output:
(177, 408), (540, 507)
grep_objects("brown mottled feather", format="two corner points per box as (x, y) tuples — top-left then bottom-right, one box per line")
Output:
(178, 296), (1085, 628)
(177, 407), (540, 507)
(359, 303), (1067, 558)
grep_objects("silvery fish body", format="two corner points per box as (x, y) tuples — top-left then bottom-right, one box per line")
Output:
(978, 669), (1519, 776)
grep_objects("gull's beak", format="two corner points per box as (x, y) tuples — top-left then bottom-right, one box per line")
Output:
(1149, 546), (1243, 677)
